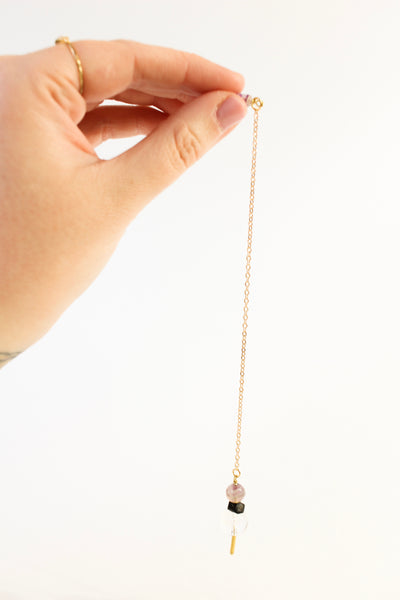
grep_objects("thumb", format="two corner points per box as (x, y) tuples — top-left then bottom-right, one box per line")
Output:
(103, 91), (248, 218)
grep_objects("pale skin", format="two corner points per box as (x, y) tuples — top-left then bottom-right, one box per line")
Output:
(0, 39), (248, 367)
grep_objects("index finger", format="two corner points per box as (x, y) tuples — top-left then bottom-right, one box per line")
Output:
(50, 39), (245, 104)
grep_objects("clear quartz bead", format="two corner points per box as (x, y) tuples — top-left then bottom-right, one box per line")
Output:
(220, 510), (248, 536)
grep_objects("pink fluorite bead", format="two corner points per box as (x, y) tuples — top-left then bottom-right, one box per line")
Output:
(226, 483), (246, 503)
(239, 93), (253, 107)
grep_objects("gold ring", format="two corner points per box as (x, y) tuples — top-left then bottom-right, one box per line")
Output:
(55, 36), (84, 95)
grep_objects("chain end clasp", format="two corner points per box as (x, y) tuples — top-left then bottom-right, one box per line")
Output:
(251, 97), (263, 111)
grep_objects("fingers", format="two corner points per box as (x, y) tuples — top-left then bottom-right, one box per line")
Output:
(43, 39), (245, 105)
(78, 105), (167, 147)
(111, 90), (183, 115)
(100, 91), (248, 220)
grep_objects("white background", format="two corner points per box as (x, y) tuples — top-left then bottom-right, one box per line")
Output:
(1, 1), (400, 598)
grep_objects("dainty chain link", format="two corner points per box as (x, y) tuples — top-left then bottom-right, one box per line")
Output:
(233, 98), (262, 484)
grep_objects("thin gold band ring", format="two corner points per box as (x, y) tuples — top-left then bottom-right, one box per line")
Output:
(55, 36), (84, 95)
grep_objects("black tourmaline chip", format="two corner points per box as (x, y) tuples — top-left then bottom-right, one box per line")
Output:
(227, 501), (245, 514)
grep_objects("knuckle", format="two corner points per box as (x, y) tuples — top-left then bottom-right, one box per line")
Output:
(45, 73), (83, 119)
(170, 121), (202, 172)
(178, 49), (191, 82)
(100, 120), (114, 143)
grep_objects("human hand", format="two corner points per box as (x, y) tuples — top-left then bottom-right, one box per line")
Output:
(0, 39), (247, 365)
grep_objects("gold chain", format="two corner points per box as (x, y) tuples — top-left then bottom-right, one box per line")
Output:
(233, 97), (263, 485)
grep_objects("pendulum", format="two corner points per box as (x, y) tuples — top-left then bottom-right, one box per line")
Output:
(223, 94), (263, 555)
(222, 94), (263, 555)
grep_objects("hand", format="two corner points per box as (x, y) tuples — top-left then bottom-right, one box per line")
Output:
(0, 39), (247, 364)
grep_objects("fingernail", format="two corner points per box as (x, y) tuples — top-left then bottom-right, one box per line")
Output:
(216, 95), (247, 131)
